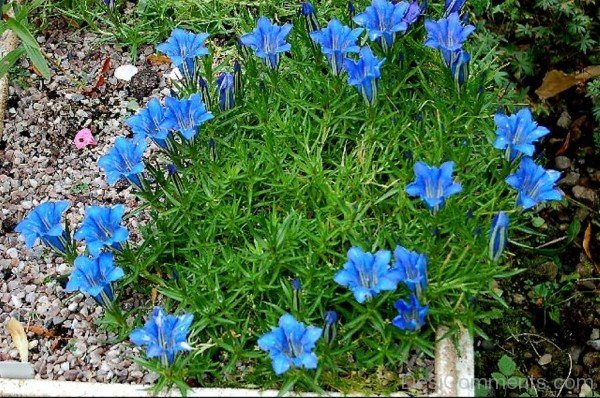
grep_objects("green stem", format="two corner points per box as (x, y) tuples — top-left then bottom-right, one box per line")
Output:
(101, 290), (127, 328)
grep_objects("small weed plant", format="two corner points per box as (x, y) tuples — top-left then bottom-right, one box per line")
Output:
(15, 0), (566, 394)
(470, 0), (599, 79)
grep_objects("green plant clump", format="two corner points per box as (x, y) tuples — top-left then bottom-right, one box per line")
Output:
(13, 1), (566, 395)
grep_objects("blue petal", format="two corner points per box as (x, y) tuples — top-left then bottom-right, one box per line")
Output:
(129, 328), (155, 346)
(352, 286), (373, 303)
(258, 330), (281, 352)
(301, 326), (323, 348)
(271, 353), (292, 375)
(298, 352), (319, 369)
(279, 313), (304, 337)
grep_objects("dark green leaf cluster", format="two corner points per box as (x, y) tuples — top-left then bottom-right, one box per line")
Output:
(470, 0), (599, 79)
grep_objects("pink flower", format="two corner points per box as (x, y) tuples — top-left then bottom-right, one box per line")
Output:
(74, 128), (97, 149)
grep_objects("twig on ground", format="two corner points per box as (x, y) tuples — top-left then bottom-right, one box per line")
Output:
(506, 333), (573, 397)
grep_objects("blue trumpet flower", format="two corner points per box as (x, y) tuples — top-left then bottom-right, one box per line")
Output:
(126, 98), (169, 145)
(300, 2), (320, 33)
(403, 0), (426, 25)
(333, 247), (401, 303)
(291, 278), (302, 291)
(167, 164), (178, 176)
(161, 94), (214, 140)
(216, 72), (235, 111)
(392, 294), (429, 331)
(15, 201), (70, 254)
(505, 157), (563, 210)
(348, 1), (356, 24)
(344, 46), (386, 105)
(392, 245), (428, 295)
(493, 108), (550, 161)
(489, 212), (509, 262)
(240, 16), (293, 70)
(233, 60), (243, 94)
(130, 306), (194, 365)
(424, 12), (475, 66)
(450, 49), (470, 87)
(258, 313), (322, 375)
(405, 161), (463, 212)
(177, 57), (198, 85)
(443, 0), (467, 16)
(98, 137), (146, 189)
(65, 252), (124, 308)
(198, 76), (212, 109)
(74, 205), (129, 256)
(325, 310), (338, 325)
(156, 29), (210, 67)
(310, 19), (363, 75)
(353, 0), (411, 52)
(324, 310), (338, 345)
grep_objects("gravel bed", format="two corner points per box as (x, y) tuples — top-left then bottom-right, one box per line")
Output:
(0, 19), (170, 384)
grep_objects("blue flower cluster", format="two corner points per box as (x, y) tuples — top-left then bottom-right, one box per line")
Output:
(333, 246), (429, 332)
(258, 244), (430, 375)
(237, 0), (425, 105)
(493, 110), (561, 205)
(15, 202), (129, 310)
(424, 11), (474, 87)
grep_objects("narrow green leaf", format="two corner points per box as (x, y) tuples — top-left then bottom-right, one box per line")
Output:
(0, 46), (25, 78)
(5, 18), (39, 49)
(22, 43), (50, 78)
(14, 0), (44, 20)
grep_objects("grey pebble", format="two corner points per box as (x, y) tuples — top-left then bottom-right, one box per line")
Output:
(554, 156), (571, 170)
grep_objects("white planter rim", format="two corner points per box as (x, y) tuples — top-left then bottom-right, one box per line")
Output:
(0, 327), (474, 397)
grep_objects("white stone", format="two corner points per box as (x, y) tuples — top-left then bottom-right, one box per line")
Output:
(6, 247), (19, 258)
(114, 64), (139, 82)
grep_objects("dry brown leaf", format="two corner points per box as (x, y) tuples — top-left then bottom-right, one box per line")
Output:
(556, 131), (571, 156)
(30, 64), (43, 78)
(28, 325), (55, 338)
(82, 58), (111, 96)
(536, 66), (600, 100)
(83, 75), (106, 96)
(63, 16), (80, 28)
(151, 287), (158, 305)
(535, 70), (579, 100)
(100, 57), (111, 75)
(574, 65), (600, 81)
(94, 74), (106, 89)
(7, 317), (29, 363)
(583, 222), (593, 261)
(147, 54), (172, 65)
